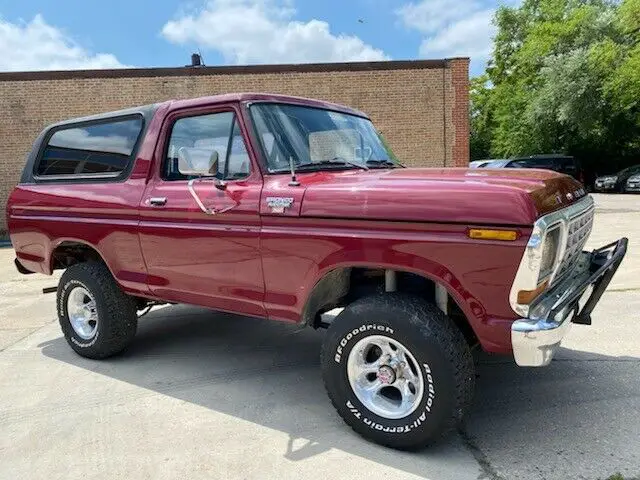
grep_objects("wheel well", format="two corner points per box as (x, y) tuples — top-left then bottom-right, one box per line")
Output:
(50, 242), (105, 271)
(50, 242), (152, 311)
(304, 267), (479, 347)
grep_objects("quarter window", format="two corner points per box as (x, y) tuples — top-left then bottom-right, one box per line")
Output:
(37, 117), (142, 177)
(164, 112), (250, 181)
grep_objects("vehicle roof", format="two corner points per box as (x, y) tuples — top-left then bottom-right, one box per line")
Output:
(511, 154), (574, 160)
(50, 93), (369, 128)
(48, 103), (161, 129)
(166, 93), (370, 118)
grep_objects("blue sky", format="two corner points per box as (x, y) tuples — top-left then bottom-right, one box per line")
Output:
(0, 0), (513, 76)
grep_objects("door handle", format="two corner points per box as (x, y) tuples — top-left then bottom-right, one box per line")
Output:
(148, 197), (167, 207)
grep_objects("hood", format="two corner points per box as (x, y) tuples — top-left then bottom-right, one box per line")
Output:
(299, 167), (587, 225)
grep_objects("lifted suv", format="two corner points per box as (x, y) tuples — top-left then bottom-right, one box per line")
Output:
(6, 93), (627, 449)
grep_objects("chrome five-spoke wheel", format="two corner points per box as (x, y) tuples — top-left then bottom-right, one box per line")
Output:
(347, 335), (424, 419)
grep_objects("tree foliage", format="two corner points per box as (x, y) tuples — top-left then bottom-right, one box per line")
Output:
(471, 0), (640, 174)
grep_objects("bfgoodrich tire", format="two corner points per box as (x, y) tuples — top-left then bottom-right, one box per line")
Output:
(321, 293), (474, 450)
(57, 262), (137, 359)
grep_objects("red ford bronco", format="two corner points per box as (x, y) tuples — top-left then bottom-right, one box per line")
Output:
(6, 93), (627, 449)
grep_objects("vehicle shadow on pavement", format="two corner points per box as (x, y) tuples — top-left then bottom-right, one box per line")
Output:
(39, 305), (640, 480)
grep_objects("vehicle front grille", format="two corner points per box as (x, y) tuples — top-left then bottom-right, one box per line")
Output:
(555, 205), (594, 279)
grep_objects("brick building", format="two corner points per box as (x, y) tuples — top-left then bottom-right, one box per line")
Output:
(0, 58), (470, 235)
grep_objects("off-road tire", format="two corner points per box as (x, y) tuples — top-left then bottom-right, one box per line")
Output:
(321, 293), (474, 450)
(57, 262), (137, 359)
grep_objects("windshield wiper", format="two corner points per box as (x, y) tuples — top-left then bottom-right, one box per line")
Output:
(366, 159), (403, 168)
(296, 158), (369, 171)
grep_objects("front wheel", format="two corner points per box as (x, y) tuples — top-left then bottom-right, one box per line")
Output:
(321, 293), (474, 450)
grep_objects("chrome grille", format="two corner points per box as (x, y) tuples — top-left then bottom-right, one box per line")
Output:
(555, 206), (594, 278)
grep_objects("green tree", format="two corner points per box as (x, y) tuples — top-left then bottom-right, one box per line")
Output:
(470, 75), (494, 160)
(471, 0), (640, 174)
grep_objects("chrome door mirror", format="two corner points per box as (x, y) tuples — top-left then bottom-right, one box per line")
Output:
(178, 148), (220, 177)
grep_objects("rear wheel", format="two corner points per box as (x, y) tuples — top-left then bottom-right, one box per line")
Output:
(321, 293), (474, 450)
(57, 262), (137, 359)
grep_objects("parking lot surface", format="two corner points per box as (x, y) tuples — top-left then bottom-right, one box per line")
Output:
(1, 194), (638, 480)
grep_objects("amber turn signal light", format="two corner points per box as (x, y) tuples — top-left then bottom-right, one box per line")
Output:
(467, 229), (518, 241)
(517, 280), (549, 305)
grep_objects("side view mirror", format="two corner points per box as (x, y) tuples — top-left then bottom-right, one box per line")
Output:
(178, 147), (222, 180)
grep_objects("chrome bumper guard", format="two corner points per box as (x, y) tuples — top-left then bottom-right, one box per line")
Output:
(511, 238), (628, 367)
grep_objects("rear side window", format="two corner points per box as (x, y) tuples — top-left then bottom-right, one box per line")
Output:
(36, 117), (143, 177)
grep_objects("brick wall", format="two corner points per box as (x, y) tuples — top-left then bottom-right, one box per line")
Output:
(0, 59), (469, 235)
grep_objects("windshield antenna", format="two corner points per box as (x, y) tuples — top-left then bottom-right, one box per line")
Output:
(288, 156), (300, 186)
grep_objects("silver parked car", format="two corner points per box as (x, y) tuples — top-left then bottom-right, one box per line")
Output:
(469, 159), (507, 168)
(626, 174), (640, 193)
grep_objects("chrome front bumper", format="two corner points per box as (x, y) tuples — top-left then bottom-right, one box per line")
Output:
(511, 238), (628, 367)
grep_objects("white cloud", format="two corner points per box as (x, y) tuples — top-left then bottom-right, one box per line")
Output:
(419, 9), (496, 59)
(397, 0), (484, 34)
(162, 0), (389, 64)
(0, 14), (128, 71)
(396, 0), (498, 71)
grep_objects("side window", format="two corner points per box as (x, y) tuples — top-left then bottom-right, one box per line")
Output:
(538, 159), (558, 170)
(507, 160), (527, 168)
(37, 117), (143, 177)
(509, 159), (555, 169)
(164, 111), (250, 181)
(224, 120), (251, 180)
(557, 158), (576, 173)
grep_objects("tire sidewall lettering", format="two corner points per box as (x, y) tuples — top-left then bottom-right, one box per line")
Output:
(334, 323), (394, 363)
(336, 322), (437, 435)
(345, 361), (436, 434)
(322, 296), (473, 448)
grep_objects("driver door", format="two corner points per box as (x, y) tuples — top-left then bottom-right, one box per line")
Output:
(138, 105), (266, 318)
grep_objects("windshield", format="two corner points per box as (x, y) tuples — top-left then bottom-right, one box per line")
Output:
(249, 103), (400, 172)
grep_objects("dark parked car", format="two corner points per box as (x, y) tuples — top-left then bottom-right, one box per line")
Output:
(595, 165), (640, 193)
(483, 154), (585, 184)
